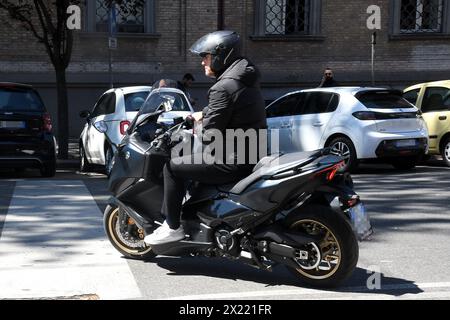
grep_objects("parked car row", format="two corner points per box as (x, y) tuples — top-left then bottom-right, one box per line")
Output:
(2, 80), (449, 176)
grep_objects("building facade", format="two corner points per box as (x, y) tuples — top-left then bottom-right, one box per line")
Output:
(1, 0), (450, 137)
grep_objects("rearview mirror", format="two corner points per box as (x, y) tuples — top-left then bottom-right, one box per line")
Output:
(156, 102), (173, 113)
(156, 94), (175, 113)
(163, 103), (173, 112)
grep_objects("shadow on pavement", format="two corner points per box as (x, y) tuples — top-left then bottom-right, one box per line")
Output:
(149, 256), (422, 297)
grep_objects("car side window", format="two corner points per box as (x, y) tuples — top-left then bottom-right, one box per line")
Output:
(403, 89), (420, 106)
(301, 92), (338, 115)
(266, 94), (300, 118)
(422, 87), (450, 113)
(91, 93), (116, 117)
(124, 91), (150, 112)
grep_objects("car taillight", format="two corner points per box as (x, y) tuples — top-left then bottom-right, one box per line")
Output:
(353, 111), (417, 120)
(42, 113), (52, 132)
(120, 120), (130, 135)
(352, 111), (377, 120)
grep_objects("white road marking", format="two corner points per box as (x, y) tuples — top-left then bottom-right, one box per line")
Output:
(166, 282), (450, 300)
(0, 180), (141, 300)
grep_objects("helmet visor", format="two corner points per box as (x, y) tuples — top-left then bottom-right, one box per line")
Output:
(189, 33), (215, 56)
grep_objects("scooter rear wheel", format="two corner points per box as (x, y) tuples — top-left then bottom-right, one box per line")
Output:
(104, 205), (156, 260)
(285, 205), (359, 288)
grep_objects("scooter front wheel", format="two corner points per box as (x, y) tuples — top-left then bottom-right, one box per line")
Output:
(103, 205), (156, 260)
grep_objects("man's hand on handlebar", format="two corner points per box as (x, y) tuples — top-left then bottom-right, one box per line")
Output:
(185, 111), (203, 129)
(191, 111), (203, 122)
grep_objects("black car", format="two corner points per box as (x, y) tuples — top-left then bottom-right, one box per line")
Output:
(0, 82), (56, 177)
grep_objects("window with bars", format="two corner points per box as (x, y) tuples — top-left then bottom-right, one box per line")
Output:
(391, 0), (450, 36)
(96, 0), (145, 33)
(86, 0), (155, 34)
(400, 0), (443, 33)
(265, 0), (309, 35)
(254, 0), (322, 38)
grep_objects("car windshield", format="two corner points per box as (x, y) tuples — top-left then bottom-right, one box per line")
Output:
(0, 87), (45, 112)
(124, 91), (151, 112)
(357, 91), (413, 109)
(138, 90), (190, 116)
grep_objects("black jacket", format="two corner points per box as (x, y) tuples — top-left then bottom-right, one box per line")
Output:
(318, 78), (339, 88)
(201, 58), (267, 165)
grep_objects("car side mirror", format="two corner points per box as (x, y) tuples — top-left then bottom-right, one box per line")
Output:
(79, 110), (91, 119)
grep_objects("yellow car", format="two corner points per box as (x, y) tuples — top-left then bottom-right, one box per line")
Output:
(404, 80), (450, 167)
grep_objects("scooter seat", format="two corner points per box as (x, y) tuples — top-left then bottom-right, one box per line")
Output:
(229, 150), (320, 194)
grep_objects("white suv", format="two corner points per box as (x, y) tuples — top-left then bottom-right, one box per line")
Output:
(266, 87), (429, 171)
(79, 86), (152, 175)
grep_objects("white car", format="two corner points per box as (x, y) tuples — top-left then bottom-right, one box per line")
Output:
(79, 86), (152, 175)
(80, 86), (194, 175)
(266, 87), (429, 171)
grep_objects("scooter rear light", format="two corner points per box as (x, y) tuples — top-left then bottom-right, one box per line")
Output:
(326, 168), (338, 181)
(315, 160), (345, 181)
(120, 120), (130, 135)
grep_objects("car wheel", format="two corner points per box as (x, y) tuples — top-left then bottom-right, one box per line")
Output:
(391, 157), (418, 170)
(442, 136), (450, 167)
(79, 145), (91, 172)
(105, 146), (114, 177)
(40, 161), (56, 177)
(328, 137), (358, 172)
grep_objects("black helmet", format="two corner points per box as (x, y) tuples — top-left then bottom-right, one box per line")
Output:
(189, 30), (241, 74)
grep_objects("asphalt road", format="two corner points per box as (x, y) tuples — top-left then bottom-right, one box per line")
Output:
(1, 159), (449, 300)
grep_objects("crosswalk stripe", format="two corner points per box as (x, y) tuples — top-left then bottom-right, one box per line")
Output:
(0, 180), (141, 300)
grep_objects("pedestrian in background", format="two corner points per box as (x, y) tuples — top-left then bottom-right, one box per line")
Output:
(177, 73), (197, 106)
(318, 68), (339, 87)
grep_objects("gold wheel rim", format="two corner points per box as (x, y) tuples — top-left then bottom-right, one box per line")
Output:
(107, 208), (152, 256)
(290, 219), (342, 280)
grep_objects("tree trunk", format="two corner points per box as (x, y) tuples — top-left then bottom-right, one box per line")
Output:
(55, 67), (69, 160)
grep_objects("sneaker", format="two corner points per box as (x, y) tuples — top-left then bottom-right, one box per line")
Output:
(151, 221), (169, 235)
(144, 222), (185, 245)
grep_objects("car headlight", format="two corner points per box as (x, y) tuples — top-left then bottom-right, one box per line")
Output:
(94, 120), (108, 133)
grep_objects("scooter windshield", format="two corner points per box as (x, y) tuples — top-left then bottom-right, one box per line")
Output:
(139, 90), (190, 116)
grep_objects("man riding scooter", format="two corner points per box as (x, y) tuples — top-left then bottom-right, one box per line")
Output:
(144, 30), (267, 245)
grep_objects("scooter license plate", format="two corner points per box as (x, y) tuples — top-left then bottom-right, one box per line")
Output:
(349, 202), (373, 241)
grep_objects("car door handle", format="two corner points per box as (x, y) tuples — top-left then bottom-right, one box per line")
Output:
(313, 122), (324, 127)
(439, 116), (447, 121)
(281, 124), (292, 128)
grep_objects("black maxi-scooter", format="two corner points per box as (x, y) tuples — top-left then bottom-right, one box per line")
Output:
(97, 91), (372, 288)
